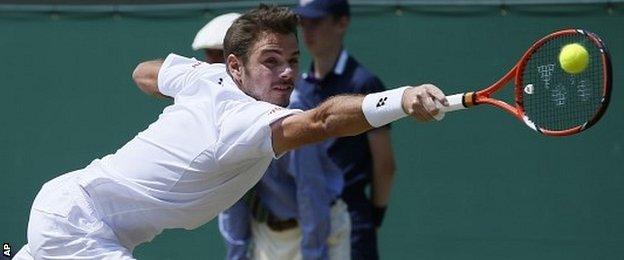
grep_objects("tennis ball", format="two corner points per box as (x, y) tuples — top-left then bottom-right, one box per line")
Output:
(559, 43), (589, 74)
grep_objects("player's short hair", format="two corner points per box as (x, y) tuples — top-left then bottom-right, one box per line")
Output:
(223, 4), (298, 63)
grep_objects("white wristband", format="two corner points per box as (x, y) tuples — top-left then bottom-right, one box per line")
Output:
(362, 87), (409, 128)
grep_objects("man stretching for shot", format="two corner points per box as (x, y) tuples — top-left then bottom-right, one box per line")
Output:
(14, 5), (447, 259)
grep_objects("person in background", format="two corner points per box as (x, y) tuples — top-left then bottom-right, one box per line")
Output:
(192, 12), (241, 63)
(214, 3), (346, 259)
(221, 1), (397, 259)
(215, 11), (351, 259)
(293, 0), (397, 259)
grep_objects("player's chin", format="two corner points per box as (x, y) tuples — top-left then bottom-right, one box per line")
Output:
(269, 91), (292, 107)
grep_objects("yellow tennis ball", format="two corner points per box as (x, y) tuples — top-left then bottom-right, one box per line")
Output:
(559, 43), (589, 74)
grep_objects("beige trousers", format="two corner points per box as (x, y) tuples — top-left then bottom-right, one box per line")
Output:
(251, 199), (351, 260)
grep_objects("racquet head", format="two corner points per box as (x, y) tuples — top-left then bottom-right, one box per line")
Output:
(515, 29), (612, 136)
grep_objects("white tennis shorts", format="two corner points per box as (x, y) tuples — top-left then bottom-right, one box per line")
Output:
(13, 170), (135, 260)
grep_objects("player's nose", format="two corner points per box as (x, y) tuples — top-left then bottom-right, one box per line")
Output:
(279, 66), (296, 81)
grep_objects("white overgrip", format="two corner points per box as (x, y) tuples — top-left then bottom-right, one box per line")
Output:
(434, 93), (468, 120)
(441, 93), (468, 112)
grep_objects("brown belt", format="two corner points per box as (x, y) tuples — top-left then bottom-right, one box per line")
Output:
(266, 214), (298, 232)
(264, 199), (339, 232)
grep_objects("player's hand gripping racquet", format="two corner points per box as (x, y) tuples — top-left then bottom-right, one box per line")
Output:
(436, 29), (612, 136)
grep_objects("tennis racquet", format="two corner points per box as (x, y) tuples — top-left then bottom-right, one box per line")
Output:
(438, 29), (612, 137)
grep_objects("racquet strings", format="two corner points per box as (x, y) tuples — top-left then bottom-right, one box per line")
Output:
(520, 33), (605, 131)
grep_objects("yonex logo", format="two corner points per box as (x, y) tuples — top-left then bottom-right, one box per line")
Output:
(376, 97), (388, 107)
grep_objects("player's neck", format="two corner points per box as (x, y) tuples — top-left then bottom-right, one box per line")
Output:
(312, 45), (342, 80)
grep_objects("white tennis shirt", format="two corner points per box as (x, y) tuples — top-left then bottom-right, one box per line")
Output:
(76, 54), (300, 250)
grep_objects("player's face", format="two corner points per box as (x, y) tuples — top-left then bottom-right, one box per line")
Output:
(240, 32), (299, 107)
(300, 16), (347, 55)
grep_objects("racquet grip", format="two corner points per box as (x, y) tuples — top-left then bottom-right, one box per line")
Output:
(434, 93), (471, 121)
(441, 93), (469, 113)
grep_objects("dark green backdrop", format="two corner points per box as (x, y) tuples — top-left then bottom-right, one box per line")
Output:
(1, 3), (623, 259)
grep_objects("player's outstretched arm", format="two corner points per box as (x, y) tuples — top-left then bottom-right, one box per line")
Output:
(132, 59), (169, 99)
(271, 84), (448, 155)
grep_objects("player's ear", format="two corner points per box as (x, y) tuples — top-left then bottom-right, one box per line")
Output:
(226, 54), (243, 86)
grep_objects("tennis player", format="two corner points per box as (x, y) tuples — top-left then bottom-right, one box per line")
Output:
(14, 4), (447, 259)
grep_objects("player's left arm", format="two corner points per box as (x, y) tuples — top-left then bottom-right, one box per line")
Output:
(133, 54), (207, 99)
(132, 59), (169, 99)
(367, 127), (396, 228)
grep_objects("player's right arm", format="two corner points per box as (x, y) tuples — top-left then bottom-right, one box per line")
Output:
(271, 85), (448, 155)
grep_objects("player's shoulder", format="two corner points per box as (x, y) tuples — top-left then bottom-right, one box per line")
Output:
(163, 53), (226, 77)
(174, 66), (249, 105)
(195, 63), (230, 86)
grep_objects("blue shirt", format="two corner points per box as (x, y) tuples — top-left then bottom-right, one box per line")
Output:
(292, 50), (387, 189)
(219, 149), (342, 260)
(293, 50), (387, 233)
(218, 50), (385, 260)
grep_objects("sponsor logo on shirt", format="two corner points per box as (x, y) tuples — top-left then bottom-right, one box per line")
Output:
(267, 106), (285, 116)
(191, 61), (203, 68)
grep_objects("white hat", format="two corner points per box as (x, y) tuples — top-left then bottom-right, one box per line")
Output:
(192, 12), (241, 51)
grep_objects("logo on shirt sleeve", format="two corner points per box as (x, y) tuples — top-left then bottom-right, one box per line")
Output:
(267, 106), (285, 116)
(191, 61), (203, 68)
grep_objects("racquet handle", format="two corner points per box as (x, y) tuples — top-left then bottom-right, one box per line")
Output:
(434, 93), (472, 120)
(440, 93), (469, 113)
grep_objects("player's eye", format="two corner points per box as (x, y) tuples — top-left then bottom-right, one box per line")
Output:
(264, 57), (279, 67)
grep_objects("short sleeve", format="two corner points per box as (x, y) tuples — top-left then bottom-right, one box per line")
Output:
(157, 53), (205, 98)
(215, 100), (302, 164)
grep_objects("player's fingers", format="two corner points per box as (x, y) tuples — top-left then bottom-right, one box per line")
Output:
(424, 84), (448, 106)
(405, 93), (430, 121)
(414, 95), (435, 121)
(411, 107), (431, 122)
(420, 94), (439, 119)
(432, 99), (446, 120)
